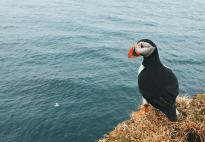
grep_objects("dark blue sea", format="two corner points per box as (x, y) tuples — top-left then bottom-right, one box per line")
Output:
(0, 0), (205, 141)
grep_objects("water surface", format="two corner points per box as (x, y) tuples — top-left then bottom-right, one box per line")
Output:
(0, 0), (205, 141)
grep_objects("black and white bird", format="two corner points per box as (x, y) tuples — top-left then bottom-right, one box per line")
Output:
(128, 39), (179, 122)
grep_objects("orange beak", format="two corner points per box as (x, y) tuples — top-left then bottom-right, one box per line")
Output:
(128, 45), (141, 58)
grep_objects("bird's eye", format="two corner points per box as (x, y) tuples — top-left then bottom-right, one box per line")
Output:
(141, 44), (144, 48)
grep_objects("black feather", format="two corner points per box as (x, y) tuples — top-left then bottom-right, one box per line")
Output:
(137, 43), (179, 122)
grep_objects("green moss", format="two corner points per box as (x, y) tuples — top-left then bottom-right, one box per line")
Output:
(187, 133), (201, 142)
(191, 94), (205, 109)
(190, 94), (205, 122)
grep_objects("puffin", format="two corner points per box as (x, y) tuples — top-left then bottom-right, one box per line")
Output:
(128, 39), (179, 122)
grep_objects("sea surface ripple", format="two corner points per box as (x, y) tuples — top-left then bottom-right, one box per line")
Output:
(0, 0), (205, 141)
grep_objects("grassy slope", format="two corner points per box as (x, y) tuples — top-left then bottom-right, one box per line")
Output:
(98, 94), (205, 142)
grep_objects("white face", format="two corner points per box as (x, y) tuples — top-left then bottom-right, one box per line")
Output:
(135, 42), (156, 57)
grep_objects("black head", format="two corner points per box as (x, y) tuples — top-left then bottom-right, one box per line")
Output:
(128, 39), (158, 58)
(137, 39), (157, 48)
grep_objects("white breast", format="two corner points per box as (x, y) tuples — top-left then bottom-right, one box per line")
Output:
(138, 64), (145, 75)
(142, 98), (149, 105)
(138, 63), (168, 76)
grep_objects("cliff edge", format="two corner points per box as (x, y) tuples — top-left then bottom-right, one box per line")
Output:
(98, 94), (205, 142)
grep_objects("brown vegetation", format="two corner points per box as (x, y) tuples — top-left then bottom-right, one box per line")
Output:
(97, 94), (205, 142)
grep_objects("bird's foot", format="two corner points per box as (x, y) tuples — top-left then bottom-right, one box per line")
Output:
(144, 105), (149, 112)
(135, 105), (149, 115)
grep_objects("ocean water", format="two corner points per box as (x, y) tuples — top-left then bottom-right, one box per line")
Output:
(0, 0), (205, 141)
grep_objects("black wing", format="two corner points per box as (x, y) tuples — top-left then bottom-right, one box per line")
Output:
(138, 66), (179, 108)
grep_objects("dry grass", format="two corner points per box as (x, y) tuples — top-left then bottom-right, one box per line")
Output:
(97, 94), (205, 142)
